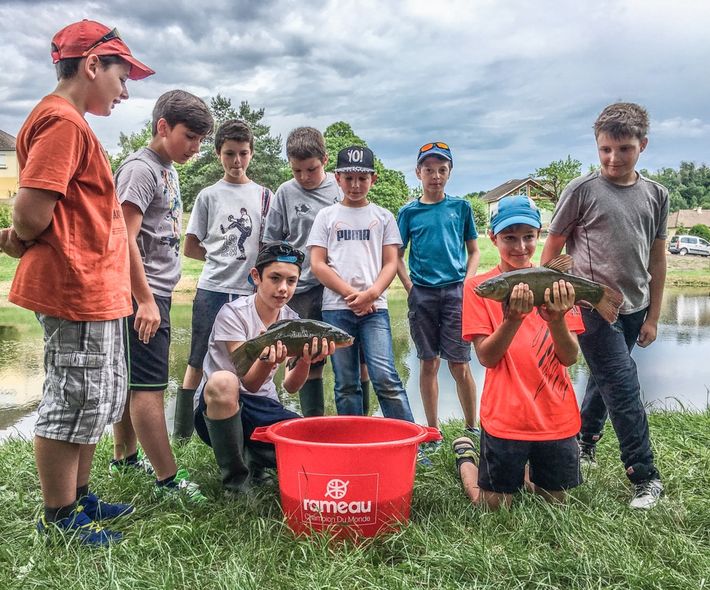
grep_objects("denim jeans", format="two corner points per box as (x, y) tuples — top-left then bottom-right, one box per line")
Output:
(322, 309), (414, 422)
(578, 307), (658, 482)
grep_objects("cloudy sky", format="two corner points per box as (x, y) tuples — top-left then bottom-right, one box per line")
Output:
(1, 0), (708, 194)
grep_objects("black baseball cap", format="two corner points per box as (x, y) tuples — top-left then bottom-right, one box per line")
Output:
(255, 242), (305, 270)
(334, 145), (376, 173)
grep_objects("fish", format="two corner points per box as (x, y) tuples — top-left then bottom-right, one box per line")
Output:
(473, 255), (624, 323)
(230, 319), (354, 377)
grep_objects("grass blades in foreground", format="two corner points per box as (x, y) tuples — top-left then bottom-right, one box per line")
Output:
(0, 412), (708, 590)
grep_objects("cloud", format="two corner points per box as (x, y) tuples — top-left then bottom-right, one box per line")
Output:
(1, 0), (709, 193)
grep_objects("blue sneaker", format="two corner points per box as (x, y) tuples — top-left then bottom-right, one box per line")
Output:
(416, 447), (434, 468)
(78, 493), (133, 521)
(37, 505), (123, 546)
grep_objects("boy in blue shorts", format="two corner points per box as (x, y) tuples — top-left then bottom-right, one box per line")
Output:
(541, 102), (668, 509)
(309, 146), (415, 422)
(397, 141), (479, 435)
(6, 19), (152, 545)
(193, 242), (334, 494)
(174, 119), (273, 438)
(110, 90), (213, 502)
(264, 127), (372, 417)
(455, 196), (584, 510)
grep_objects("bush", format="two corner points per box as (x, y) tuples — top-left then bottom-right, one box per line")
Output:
(689, 224), (710, 241)
(0, 205), (12, 229)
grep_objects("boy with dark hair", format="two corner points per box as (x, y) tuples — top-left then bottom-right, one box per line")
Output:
(309, 146), (415, 422)
(541, 102), (668, 509)
(7, 19), (152, 545)
(397, 142), (479, 437)
(109, 89), (213, 502)
(174, 119), (273, 438)
(193, 242), (335, 494)
(455, 196), (584, 510)
(265, 127), (373, 418)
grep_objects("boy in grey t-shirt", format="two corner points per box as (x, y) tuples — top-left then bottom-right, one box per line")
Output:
(541, 102), (669, 510)
(176, 120), (273, 436)
(111, 90), (213, 502)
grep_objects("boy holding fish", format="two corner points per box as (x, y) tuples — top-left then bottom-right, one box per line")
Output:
(193, 242), (338, 494)
(454, 195), (585, 510)
(541, 102), (668, 509)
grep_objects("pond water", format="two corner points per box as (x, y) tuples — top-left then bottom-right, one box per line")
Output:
(1, 288), (708, 442)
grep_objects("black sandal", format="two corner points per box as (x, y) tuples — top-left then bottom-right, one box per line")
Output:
(452, 436), (478, 477)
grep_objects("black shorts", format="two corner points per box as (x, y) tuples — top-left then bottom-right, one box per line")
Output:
(478, 428), (582, 494)
(124, 295), (171, 392)
(194, 387), (300, 456)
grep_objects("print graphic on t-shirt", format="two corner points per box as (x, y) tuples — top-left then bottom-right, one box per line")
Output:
(335, 219), (379, 242)
(219, 208), (253, 259)
(531, 316), (574, 401)
(160, 169), (181, 256)
(295, 203), (311, 217)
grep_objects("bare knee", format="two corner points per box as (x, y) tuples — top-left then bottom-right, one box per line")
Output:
(448, 361), (471, 381)
(204, 371), (240, 415)
(480, 490), (512, 511)
(421, 358), (440, 375)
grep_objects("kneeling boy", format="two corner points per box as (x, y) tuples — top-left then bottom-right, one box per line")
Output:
(456, 196), (584, 509)
(193, 242), (335, 493)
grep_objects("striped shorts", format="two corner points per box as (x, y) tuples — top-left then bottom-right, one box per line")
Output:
(35, 314), (127, 444)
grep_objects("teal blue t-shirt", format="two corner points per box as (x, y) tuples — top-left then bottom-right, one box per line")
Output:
(397, 195), (478, 287)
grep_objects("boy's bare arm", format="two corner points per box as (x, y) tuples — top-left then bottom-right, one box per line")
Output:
(12, 187), (60, 241)
(638, 238), (667, 348)
(465, 238), (480, 280)
(472, 283), (532, 367)
(183, 233), (206, 261)
(396, 248), (413, 293)
(539, 280), (579, 366)
(283, 338), (335, 393)
(346, 244), (399, 315)
(0, 227), (33, 258)
(309, 246), (355, 298)
(123, 203), (160, 344)
(540, 233), (567, 265)
(227, 339), (286, 393)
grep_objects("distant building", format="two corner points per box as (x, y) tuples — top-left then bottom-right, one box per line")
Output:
(0, 129), (18, 201)
(481, 178), (556, 228)
(668, 208), (710, 232)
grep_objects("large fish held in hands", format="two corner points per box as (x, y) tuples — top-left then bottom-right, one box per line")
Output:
(231, 319), (354, 377)
(474, 255), (624, 323)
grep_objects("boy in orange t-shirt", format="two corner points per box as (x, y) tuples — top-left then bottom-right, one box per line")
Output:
(0, 19), (153, 546)
(455, 195), (584, 510)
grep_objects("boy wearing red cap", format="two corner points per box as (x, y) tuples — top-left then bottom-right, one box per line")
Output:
(3, 19), (153, 546)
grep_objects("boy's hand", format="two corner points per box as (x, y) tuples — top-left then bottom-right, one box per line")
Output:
(503, 283), (534, 321)
(135, 299), (161, 344)
(0, 227), (34, 258)
(539, 280), (575, 323)
(258, 340), (287, 365)
(345, 289), (377, 316)
(300, 337), (336, 365)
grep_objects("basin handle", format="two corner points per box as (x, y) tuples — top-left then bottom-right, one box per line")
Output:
(421, 426), (443, 443)
(250, 426), (271, 443)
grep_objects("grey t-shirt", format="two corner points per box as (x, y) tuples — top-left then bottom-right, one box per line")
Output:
(263, 173), (341, 293)
(200, 294), (298, 401)
(187, 179), (271, 295)
(115, 147), (182, 297)
(548, 170), (669, 314)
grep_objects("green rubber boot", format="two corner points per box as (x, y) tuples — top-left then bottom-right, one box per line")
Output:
(173, 387), (196, 442)
(299, 378), (325, 417)
(203, 410), (250, 494)
(362, 380), (371, 416)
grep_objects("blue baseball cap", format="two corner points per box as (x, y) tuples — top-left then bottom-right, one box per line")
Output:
(416, 141), (453, 168)
(490, 195), (542, 235)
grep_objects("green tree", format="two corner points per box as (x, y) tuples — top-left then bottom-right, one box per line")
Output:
(689, 224), (710, 241)
(109, 95), (287, 211)
(463, 194), (488, 231)
(323, 122), (408, 214)
(533, 156), (582, 203)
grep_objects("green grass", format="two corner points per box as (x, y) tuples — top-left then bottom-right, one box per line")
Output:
(0, 412), (707, 589)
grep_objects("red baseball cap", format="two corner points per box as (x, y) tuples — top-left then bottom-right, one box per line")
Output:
(51, 19), (154, 80)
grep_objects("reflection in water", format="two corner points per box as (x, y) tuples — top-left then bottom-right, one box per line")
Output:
(1, 288), (709, 440)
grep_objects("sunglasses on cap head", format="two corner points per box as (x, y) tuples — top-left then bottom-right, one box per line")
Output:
(82, 27), (121, 55)
(263, 242), (305, 265)
(418, 142), (450, 154)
